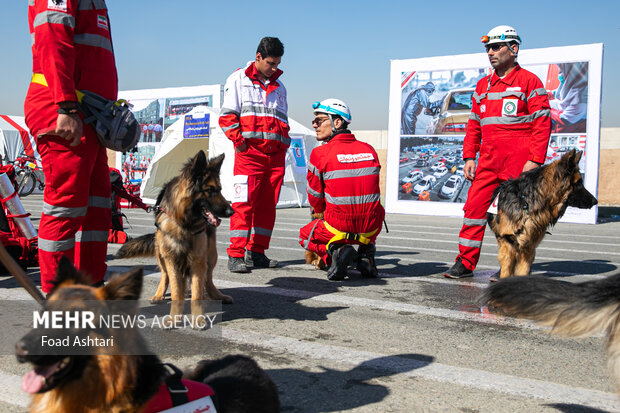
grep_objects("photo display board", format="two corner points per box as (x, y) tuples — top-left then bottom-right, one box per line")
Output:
(386, 44), (603, 224)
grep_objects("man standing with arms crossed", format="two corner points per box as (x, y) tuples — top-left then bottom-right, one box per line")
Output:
(443, 25), (551, 280)
(24, 0), (117, 294)
(219, 37), (290, 273)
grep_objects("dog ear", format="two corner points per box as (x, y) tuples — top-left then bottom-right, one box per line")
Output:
(208, 153), (225, 174)
(573, 150), (583, 165)
(51, 256), (89, 288)
(191, 150), (208, 175)
(101, 267), (144, 301)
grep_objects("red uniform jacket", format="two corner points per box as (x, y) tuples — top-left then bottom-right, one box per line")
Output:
(307, 133), (385, 234)
(463, 65), (551, 179)
(25, 0), (118, 137)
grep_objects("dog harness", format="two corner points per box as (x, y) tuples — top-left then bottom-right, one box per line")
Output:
(142, 364), (217, 413)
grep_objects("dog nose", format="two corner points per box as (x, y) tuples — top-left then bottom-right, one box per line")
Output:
(15, 340), (29, 359)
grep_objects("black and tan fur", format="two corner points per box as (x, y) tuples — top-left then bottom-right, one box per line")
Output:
(117, 151), (234, 321)
(487, 149), (597, 279)
(16, 257), (280, 412)
(483, 273), (620, 394)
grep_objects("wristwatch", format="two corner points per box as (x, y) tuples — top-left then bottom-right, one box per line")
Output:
(57, 106), (79, 115)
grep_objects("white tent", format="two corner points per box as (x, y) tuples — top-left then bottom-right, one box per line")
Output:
(140, 106), (318, 207)
(0, 115), (40, 163)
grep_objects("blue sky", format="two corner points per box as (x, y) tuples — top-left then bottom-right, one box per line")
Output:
(1, 0), (618, 130)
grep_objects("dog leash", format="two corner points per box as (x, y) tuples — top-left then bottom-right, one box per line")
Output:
(0, 243), (45, 304)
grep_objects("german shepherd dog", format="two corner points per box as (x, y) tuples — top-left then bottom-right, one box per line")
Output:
(304, 211), (327, 270)
(487, 149), (597, 279)
(117, 150), (234, 323)
(483, 273), (620, 394)
(16, 257), (280, 412)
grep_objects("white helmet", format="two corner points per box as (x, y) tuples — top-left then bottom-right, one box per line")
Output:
(312, 98), (351, 124)
(481, 25), (521, 46)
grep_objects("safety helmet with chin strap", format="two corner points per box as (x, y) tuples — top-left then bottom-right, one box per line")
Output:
(312, 98), (351, 140)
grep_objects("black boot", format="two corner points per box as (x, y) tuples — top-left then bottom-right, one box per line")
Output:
(356, 244), (378, 278)
(327, 244), (356, 281)
(245, 251), (278, 268)
(443, 257), (473, 279)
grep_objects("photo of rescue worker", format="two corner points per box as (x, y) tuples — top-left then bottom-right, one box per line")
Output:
(401, 81), (443, 135)
(549, 62), (588, 133)
(219, 37), (290, 273)
(300, 99), (385, 281)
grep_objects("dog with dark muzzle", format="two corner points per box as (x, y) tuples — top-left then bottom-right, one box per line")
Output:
(487, 149), (597, 280)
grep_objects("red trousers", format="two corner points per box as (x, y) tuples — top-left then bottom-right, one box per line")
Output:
(227, 146), (286, 257)
(299, 219), (381, 265)
(37, 128), (111, 293)
(456, 168), (503, 271)
(456, 138), (529, 271)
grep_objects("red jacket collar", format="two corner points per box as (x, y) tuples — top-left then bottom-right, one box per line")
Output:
(245, 62), (283, 84)
(328, 133), (356, 143)
(490, 64), (521, 86)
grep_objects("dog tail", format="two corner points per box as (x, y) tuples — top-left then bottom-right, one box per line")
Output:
(482, 274), (620, 338)
(116, 233), (156, 258)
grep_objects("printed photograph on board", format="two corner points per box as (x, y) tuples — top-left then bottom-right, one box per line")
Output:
(397, 61), (590, 203)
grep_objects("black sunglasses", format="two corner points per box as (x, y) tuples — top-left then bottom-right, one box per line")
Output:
(312, 117), (330, 126)
(485, 43), (507, 52)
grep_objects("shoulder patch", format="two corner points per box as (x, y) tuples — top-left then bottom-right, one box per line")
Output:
(48, 0), (67, 11)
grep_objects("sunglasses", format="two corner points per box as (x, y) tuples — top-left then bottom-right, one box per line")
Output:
(312, 117), (330, 126)
(485, 43), (507, 52)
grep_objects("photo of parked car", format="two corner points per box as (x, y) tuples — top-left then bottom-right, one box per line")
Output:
(413, 175), (436, 195)
(433, 166), (448, 178)
(426, 88), (475, 135)
(439, 174), (464, 199)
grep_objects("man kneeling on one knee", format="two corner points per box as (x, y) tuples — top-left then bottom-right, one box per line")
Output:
(299, 99), (385, 281)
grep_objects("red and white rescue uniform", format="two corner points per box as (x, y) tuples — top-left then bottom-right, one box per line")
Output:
(24, 0), (117, 292)
(299, 133), (385, 264)
(219, 62), (290, 258)
(456, 65), (551, 270)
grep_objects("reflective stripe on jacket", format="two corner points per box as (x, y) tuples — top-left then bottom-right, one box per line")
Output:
(219, 62), (290, 154)
(307, 133), (385, 234)
(463, 65), (551, 164)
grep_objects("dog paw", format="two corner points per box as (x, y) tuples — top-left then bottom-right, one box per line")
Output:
(150, 295), (165, 304)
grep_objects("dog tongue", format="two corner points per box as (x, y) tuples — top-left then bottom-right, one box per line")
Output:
(21, 364), (57, 394)
(206, 212), (221, 227)
(22, 370), (45, 394)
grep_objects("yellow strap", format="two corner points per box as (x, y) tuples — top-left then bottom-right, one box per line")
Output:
(31, 73), (84, 103)
(323, 221), (378, 250)
(31, 73), (47, 87)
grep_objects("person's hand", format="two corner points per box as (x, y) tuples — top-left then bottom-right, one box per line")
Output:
(463, 159), (476, 181)
(55, 113), (82, 147)
(522, 160), (540, 173)
(235, 142), (248, 153)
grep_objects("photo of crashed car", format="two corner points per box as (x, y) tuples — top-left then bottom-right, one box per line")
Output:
(426, 88), (475, 135)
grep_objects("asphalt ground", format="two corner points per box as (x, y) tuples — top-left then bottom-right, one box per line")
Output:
(1, 194), (620, 412)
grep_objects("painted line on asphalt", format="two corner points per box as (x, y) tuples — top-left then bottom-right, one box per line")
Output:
(274, 218), (620, 241)
(206, 327), (619, 412)
(139, 273), (542, 331)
